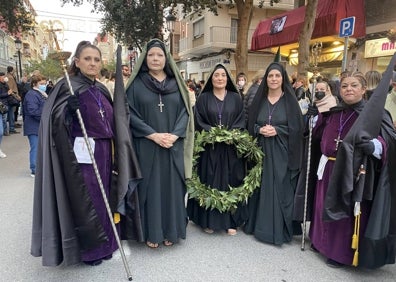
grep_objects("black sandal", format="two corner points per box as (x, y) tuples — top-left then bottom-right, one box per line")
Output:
(83, 259), (103, 266)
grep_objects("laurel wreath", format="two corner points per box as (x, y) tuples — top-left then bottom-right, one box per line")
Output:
(187, 127), (264, 213)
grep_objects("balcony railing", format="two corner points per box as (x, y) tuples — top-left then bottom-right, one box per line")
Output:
(179, 26), (256, 55)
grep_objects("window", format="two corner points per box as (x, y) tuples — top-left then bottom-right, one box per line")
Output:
(193, 18), (204, 38)
(230, 19), (238, 43)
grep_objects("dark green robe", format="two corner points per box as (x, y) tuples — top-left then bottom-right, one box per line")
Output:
(127, 74), (188, 244)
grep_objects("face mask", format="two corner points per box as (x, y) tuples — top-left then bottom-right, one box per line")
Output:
(315, 91), (326, 100)
(38, 85), (47, 92)
(238, 80), (245, 87)
(3, 77), (8, 83)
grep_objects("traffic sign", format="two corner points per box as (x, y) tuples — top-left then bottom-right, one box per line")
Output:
(339, 17), (355, 37)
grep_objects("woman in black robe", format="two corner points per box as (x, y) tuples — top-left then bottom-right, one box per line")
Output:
(244, 62), (304, 245)
(187, 63), (246, 235)
(126, 39), (194, 248)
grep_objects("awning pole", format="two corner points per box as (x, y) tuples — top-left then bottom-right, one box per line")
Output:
(341, 36), (349, 71)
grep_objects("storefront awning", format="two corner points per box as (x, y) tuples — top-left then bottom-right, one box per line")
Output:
(251, 0), (365, 51)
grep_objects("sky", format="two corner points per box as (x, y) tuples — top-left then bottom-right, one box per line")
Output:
(29, 0), (103, 53)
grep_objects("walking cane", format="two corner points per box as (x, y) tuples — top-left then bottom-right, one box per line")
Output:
(301, 103), (314, 251)
(301, 42), (322, 251)
(50, 36), (133, 280)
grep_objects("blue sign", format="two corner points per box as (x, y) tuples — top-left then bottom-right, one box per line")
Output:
(339, 17), (355, 37)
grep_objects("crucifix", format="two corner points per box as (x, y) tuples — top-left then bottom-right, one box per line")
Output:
(334, 134), (343, 151)
(99, 108), (105, 119)
(158, 101), (164, 112)
(158, 94), (164, 112)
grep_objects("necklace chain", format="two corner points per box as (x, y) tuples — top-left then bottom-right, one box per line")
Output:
(214, 91), (227, 126)
(334, 110), (356, 150)
(266, 92), (283, 125)
(88, 87), (105, 119)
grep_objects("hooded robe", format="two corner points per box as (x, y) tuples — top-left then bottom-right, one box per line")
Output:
(125, 39), (194, 244)
(187, 63), (246, 231)
(244, 62), (304, 245)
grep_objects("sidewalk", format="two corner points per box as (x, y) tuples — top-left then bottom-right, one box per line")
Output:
(0, 130), (395, 282)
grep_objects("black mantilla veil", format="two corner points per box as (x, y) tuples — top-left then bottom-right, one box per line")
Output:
(247, 62), (303, 170)
(201, 63), (239, 94)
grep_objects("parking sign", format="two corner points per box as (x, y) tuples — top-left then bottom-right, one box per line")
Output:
(339, 17), (355, 37)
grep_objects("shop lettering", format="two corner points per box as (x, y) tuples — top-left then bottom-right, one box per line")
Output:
(365, 37), (396, 58)
(200, 58), (221, 69)
(382, 42), (396, 51)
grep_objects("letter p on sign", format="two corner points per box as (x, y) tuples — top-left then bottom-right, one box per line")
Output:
(339, 17), (355, 38)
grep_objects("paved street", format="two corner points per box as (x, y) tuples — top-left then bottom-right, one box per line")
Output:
(0, 128), (395, 282)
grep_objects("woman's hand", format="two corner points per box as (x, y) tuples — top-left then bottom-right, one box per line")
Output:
(259, 124), (277, 137)
(147, 133), (178, 148)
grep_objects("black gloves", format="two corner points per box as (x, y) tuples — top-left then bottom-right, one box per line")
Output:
(67, 94), (80, 113)
(306, 104), (319, 117)
(356, 140), (375, 155)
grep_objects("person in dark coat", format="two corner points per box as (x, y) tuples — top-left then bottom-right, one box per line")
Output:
(308, 58), (396, 269)
(125, 39), (194, 248)
(187, 63), (246, 235)
(23, 74), (47, 176)
(244, 69), (265, 125)
(31, 41), (143, 267)
(0, 72), (12, 156)
(244, 62), (304, 245)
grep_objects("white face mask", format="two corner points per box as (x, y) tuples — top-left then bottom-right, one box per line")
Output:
(3, 77), (9, 83)
(238, 80), (245, 87)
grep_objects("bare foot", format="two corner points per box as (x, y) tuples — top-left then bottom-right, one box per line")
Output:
(146, 241), (159, 248)
(227, 229), (237, 236)
(163, 240), (174, 246)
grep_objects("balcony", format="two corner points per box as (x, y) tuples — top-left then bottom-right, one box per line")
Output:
(178, 26), (256, 60)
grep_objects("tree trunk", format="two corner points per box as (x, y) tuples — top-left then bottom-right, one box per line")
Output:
(297, 0), (319, 76)
(235, 0), (254, 76)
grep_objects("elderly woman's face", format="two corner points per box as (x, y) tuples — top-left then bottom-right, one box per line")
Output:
(146, 47), (166, 73)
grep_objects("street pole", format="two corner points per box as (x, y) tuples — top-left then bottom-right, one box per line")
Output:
(17, 50), (22, 80)
(14, 38), (23, 81)
(169, 32), (173, 56)
(13, 55), (19, 82)
(341, 36), (349, 72)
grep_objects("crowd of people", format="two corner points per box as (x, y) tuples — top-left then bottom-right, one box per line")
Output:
(2, 38), (396, 272)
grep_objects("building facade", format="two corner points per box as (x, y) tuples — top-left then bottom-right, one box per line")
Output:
(169, 0), (295, 83)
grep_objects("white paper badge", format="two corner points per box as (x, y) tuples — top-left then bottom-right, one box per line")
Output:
(73, 137), (95, 164)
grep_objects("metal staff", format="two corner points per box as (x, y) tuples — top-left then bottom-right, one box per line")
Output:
(301, 42), (322, 251)
(49, 36), (133, 280)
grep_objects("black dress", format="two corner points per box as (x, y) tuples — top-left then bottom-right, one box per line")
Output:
(187, 90), (246, 230)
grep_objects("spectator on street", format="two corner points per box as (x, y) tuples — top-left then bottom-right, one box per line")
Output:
(23, 74), (47, 177)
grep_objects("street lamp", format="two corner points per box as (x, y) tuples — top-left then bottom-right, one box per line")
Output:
(13, 54), (19, 82)
(166, 14), (176, 56)
(14, 38), (23, 80)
